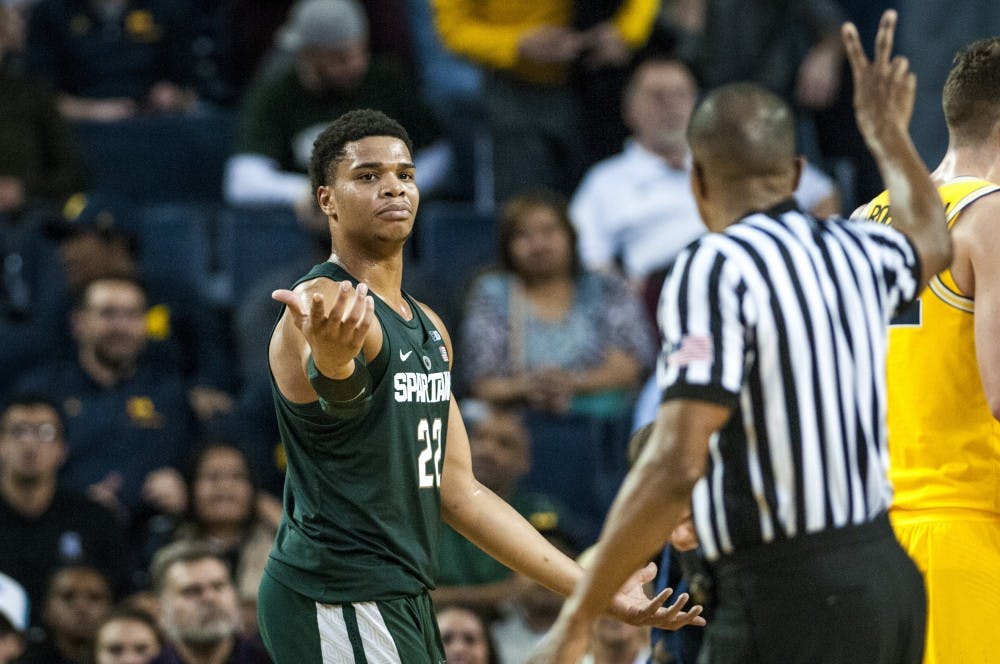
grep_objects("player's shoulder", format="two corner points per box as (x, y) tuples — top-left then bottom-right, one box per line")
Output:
(953, 186), (1000, 237)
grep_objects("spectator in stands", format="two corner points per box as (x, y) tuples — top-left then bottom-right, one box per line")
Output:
(0, 573), (29, 664)
(223, 0), (440, 210)
(0, 2), (86, 395)
(0, 3), (88, 215)
(52, 206), (236, 422)
(432, 0), (659, 203)
(571, 55), (840, 284)
(460, 191), (655, 420)
(14, 274), (194, 523)
(149, 541), (271, 664)
(436, 604), (500, 664)
(147, 443), (279, 636)
(571, 55), (839, 323)
(569, 57), (705, 289)
(0, 394), (129, 629)
(93, 605), (163, 664)
(20, 565), (113, 664)
(24, 0), (199, 121)
(660, 0), (850, 196)
(582, 615), (650, 664)
(433, 401), (574, 614)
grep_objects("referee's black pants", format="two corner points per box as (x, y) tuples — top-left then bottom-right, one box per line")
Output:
(698, 514), (926, 664)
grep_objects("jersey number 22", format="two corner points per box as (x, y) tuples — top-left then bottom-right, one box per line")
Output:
(418, 418), (443, 488)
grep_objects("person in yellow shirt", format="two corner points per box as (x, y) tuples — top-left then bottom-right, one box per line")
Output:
(431, 0), (659, 203)
(855, 36), (1000, 664)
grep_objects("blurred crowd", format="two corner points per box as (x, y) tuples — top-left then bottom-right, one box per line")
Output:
(1, 0), (998, 662)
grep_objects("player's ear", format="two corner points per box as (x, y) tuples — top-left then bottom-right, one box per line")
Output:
(317, 185), (337, 220)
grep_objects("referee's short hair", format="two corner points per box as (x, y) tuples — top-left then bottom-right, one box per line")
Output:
(687, 83), (795, 179)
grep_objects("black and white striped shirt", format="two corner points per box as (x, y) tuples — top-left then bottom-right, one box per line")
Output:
(656, 199), (920, 560)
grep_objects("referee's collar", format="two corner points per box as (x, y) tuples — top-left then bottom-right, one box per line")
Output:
(761, 198), (801, 217)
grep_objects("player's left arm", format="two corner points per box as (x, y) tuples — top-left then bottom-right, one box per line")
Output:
(957, 195), (1000, 418)
(419, 302), (582, 595)
(418, 303), (705, 631)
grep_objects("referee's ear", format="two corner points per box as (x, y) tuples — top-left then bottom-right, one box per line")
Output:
(691, 161), (707, 202)
(792, 156), (804, 194)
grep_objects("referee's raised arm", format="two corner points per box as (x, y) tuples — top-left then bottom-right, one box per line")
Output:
(843, 9), (952, 288)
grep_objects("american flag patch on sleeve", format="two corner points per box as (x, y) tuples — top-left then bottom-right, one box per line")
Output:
(667, 335), (714, 367)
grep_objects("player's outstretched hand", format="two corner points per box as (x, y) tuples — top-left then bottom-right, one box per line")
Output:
(526, 564), (705, 664)
(842, 9), (915, 158)
(608, 561), (706, 630)
(273, 280), (375, 376)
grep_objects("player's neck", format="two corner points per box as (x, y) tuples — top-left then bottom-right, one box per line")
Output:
(328, 250), (409, 317)
(932, 144), (1000, 184)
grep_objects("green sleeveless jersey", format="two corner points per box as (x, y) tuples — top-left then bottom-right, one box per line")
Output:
(266, 262), (452, 603)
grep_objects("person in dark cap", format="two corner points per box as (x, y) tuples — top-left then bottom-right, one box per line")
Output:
(223, 0), (440, 213)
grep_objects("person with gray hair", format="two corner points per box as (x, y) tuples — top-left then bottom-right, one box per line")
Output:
(223, 0), (441, 212)
(149, 541), (270, 664)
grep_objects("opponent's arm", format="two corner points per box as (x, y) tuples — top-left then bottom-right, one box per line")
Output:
(956, 196), (1000, 418)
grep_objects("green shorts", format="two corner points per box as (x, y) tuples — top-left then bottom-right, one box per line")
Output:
(258, 571), (445, 664)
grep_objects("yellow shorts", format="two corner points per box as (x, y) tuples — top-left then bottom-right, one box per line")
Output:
(891, 510), (1000, 664)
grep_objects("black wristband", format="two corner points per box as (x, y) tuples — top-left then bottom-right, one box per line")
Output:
(307, 355), (373, 418)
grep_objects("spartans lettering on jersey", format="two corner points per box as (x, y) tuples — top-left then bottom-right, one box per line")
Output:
(394, 371), (451, 403)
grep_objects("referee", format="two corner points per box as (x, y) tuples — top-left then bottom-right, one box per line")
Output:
(530, 10), (952, 664)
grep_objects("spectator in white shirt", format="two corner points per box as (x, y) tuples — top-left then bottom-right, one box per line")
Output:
(570, 56), (839, 295)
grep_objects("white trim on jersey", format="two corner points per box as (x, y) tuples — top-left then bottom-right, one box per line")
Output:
(316, 601), (402, 663)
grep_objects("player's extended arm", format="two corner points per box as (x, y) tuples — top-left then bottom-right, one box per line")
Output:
(842, 10), (951, 288)
(269, 279), (380, 407)
(439, 397), (703, 632)
(528, 399), (728, 664)
(964, 197), (1000, 418)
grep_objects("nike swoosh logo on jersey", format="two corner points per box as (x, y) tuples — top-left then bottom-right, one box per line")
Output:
(399, 349), (413, 361)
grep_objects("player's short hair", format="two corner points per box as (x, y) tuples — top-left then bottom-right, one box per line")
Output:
(309, 108), (414, 193)
(943, 37), (1000, 144)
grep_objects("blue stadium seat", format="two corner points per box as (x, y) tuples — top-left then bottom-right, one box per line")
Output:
(72, 110), (235, 203)
(217, 205), (311, 305)
(135, 202), (215, 289)
(521, 410), (633, 546)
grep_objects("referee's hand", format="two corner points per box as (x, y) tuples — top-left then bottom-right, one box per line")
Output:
(842, 9), (915, 159)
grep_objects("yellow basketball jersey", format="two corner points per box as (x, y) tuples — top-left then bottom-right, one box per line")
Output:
(860, 177), (1000, 514)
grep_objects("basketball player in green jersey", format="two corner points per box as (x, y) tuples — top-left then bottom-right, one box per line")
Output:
(257, 109), (705, 663)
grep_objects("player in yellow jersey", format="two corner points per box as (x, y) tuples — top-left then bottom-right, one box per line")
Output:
(856, 37), (1000, 664)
